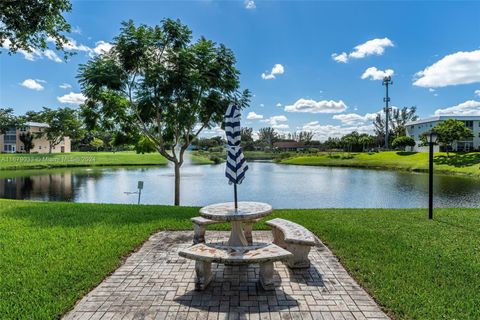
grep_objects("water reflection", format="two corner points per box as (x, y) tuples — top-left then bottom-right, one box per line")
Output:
(0, 163), (479, 208)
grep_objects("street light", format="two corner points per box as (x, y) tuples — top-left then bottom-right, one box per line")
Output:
(427, 131), (438, 220)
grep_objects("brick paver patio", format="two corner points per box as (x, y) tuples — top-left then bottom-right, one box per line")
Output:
(63, 231), (389, 320)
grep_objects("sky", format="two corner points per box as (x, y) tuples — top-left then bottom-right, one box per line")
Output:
(1, 0), (480, 140)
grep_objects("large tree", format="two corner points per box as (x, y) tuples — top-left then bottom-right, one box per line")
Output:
(78, 19), (250, 205)
(33, 107), (82, 153)
(427, 119), (473, 156)
(0, 108), (20, 133)
(0, 0), (72, 56)
(390, 107), (418, 137)
(19, 132), (35, 153)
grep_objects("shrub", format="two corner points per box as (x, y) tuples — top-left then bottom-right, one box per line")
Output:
(392, 136), (416, 149)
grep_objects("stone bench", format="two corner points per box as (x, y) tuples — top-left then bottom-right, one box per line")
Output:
(191, 216), (260, 245)
(266, 218), (316, 268)
(179, 243), (293, 290)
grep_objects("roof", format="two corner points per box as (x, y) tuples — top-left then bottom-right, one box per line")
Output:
(406, 115), (480, 126)
(273, 141), (304, 148)
(25, 122), (49, 128)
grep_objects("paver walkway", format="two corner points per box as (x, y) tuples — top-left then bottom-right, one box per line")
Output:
(63, 231), (389, 320)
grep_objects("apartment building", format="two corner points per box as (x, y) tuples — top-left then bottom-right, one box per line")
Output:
(406, 116), (480, 152)
(0, 122), (71, 153)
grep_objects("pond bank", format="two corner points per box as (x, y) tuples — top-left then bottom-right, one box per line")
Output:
(0, 151), (214, 171)
(281, 151), (480, 178)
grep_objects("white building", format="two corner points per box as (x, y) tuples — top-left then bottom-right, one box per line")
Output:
(406, 116), (480, 152)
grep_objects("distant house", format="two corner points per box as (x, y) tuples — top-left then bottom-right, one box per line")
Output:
(0, 122), (71, 154)
(406, 116), (480, 152)
(273, 141), (306, 152)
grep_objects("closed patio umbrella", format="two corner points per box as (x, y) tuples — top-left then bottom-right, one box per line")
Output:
(224, 104), (248, 209)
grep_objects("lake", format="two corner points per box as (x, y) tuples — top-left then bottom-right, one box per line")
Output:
(1, 162), (479, 208)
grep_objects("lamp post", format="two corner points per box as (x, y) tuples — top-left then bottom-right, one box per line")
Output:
(427, 131), (438, 220)
(382, 76), (393, 149)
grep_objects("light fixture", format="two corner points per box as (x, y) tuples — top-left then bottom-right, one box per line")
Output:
(427, 131), (438, 144)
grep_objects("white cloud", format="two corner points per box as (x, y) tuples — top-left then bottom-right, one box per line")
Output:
(475, 90), (480, 97)
(276, 103), (282, 107)
(43, 49), (62, 63)
(59, 83), (72, 89)
(361, 67), (394, 80)
(332, 38), (394, 63)
(272, 124), (289, 130)
(93, 41), (113, 55)
(246, 111), (263, 120)
(261, 115), (288, 129)
(429, 88), (436, 92)
(331, 52), (348, 63)
(2, 38), (63, 62)
(285, 99), (347, 114)
(301, 121), (375, 141)
(332, 112), (378, 125)
(260, 103), (265, 107)
(61, 38), (91, 53)
(434, 100), (480, 116)
(244, 0), (256, 9)
(20, 79), (45, 91)
(57, 92), (86, 105)
(199, 125), (225, 138)
(261, 64), (284, 80)
(413, 50), (480, 87)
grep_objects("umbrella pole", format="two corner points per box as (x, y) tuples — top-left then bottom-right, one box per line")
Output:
(234, 183), (238, 209)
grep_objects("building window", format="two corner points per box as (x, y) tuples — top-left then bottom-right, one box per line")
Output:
(20, 146), (24, 151)
(39, 146), (42, 150)
(19, 127), (27, 132)
(464, 121), (473, 128)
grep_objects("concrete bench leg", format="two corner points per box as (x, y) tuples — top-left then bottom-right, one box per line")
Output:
(259, 261), (275, 290)
(195, 261), (212, 290)
(193, 224), (206, 244)
(271, 227), (287, 248)
(243, 222), (253, 245)
(286, 244), (311, 269)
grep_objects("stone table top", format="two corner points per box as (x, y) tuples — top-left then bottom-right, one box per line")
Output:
(199, 201), (272, 222)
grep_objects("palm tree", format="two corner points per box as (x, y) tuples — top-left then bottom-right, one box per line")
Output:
(258, 127), (278, 149)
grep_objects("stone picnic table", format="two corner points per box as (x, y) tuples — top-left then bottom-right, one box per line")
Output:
(199, 201), (272, 247)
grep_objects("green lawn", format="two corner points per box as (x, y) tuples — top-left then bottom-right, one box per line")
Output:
(0, 200), (479, 319)
(192, 150), (297, 162)
(282, 151), (480, 177)
(0, 151), (215, 170)
(0, 152), (168, 170)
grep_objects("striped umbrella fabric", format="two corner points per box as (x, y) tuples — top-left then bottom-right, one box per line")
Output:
(224, 104), (248, 185)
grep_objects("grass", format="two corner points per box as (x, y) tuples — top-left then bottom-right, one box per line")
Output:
(0, 152), (168, 170)
(192, 150), (303, 162)
(0, 151), (215, 170)
(282, 151), (480, 177)
(0, 200), (479, 319)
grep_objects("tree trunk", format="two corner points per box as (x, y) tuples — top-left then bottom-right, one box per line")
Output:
(49, 143), (52, 154)
(174, 162), (181, 206)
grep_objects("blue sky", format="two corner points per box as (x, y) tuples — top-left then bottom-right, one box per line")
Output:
(1, 0), (479, 140)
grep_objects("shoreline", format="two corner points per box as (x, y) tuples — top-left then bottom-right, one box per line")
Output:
(281, 151), (480, 178)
